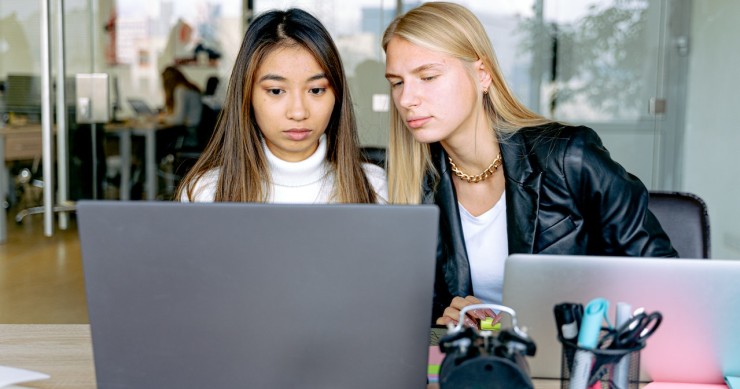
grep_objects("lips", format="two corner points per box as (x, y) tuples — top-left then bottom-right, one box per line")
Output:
(406, 116), (431, 129)
(284, 128), (312, 141)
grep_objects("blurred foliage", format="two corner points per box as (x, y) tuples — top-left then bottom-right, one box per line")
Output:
(517, 0), (649, 118)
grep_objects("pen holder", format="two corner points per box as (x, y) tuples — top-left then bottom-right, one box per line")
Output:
(558, 334), (643, 389)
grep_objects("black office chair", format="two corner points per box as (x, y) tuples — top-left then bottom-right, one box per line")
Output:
(648, 191), (710, 259)
(360, 146), (386, 168)
(157, 103), (220, 198)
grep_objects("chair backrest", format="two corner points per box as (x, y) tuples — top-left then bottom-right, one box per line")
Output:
(648, 191), (711, 258)
(195, 103), (219, 150)
(360, 146), (386, 168)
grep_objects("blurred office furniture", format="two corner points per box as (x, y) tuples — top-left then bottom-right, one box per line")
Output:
(105, 119), (179, 200)
(360, 146), (386, 168)
(1, 125), (42, 242)
(163, 103), (219, 196)
(4, 75), (43, 124)
(648, 191), (711, 259)
(203, 76), (219, 98)
(0, 125), (75, 226)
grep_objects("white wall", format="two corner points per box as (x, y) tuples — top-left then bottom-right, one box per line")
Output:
(684, 1), (740, 258)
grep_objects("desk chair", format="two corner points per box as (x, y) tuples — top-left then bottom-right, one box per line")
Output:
(14, 159), (75, 223)
(360, 146), (386, 168)
(5, 126), (77, 223)
(160, 103), (219, 198)
(648, 191), (711, 258)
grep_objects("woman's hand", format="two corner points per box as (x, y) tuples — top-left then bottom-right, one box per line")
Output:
(435, 296), (499, 328)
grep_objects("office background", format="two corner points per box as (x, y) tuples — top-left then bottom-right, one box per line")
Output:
(0, 0), (738, 323)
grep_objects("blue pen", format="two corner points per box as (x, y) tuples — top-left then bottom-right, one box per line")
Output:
(568, 298), (609, 389)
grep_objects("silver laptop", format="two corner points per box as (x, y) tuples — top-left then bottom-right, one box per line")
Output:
(77, 201), (438, 388)
(127, 98), (157, 116)
(502, 254), (740, 384)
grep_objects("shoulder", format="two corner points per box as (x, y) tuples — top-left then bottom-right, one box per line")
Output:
(175, 85), (200, 98)
(181, 168), (219, 202)
(506, 123), (605, 169)
(514, 123), (600, 150)
(361, 163), (388, 203)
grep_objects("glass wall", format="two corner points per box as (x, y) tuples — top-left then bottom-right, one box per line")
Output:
(1, 0), (738, 258)
(103, 0), (242, 119)
(429, 1), (686, 190)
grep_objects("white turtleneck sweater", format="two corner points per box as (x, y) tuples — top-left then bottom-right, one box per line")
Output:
(183, 135), (388, 203)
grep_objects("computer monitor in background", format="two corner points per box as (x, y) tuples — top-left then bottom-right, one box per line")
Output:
(3, 74), (77, 124)
(4, 74), (42, 122)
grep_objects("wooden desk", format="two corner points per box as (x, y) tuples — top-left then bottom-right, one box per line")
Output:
(0, 324), (564, 389)
(1, 125), (43, 161)
(0, 324), (95, 389)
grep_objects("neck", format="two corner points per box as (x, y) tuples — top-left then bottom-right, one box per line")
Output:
(263, 135), (329, 187)
(441, 101), (499, 169)
(442, 123), (499, 173)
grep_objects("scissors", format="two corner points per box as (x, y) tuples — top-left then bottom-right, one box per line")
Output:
(602, 311), (662, 349)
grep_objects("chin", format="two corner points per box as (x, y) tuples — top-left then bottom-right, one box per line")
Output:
(409, 130), (445, 144)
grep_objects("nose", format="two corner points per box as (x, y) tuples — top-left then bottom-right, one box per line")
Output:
(396, 82), (420, 110)
(287, 92), (308, 121)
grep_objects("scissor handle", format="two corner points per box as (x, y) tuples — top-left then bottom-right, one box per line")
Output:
(617, 311), (662, 346)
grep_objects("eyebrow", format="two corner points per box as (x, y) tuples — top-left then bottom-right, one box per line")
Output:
(385, 63), (445, 79)
(258, 72), (328, 83)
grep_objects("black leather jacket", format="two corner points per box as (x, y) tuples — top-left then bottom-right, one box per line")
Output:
(424, 123), (677, 320)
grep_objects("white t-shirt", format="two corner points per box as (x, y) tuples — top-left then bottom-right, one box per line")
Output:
(459, 192), (508, 304)
(183, 135), (388, 203)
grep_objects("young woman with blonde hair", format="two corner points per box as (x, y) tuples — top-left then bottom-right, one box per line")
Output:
(177, 8), (386, 203)
(382, 2), (675, 327)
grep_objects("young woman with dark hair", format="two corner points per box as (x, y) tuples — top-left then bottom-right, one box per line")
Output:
(177, 8), (386, 203)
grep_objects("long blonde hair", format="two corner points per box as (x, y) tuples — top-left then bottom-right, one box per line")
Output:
(177, 9), (377, 203)
(382, 2), (551, 204)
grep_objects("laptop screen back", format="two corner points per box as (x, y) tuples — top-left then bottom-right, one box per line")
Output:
(127, 98), (156, 116)
(78, 201), (438, 388)
(502, 254), (740, 384)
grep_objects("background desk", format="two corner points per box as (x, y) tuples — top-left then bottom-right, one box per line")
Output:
(0, 324), (565, 389)
(105, 121), (175, 201)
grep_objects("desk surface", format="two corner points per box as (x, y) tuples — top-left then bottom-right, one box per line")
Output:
(0, 124), (42, 135)
(0, 325), (95, 389)
(0, 324), (562, 389)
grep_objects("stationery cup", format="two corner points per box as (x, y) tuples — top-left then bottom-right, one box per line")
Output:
(558, 333), (642, 389)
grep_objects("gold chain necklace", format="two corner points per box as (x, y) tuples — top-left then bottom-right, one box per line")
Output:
(448, 153), (502, 183)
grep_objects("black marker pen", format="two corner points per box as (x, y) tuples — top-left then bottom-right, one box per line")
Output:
(554, 302), (583, 371)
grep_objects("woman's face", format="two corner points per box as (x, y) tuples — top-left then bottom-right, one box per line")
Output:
(252, 45), (335, 162)
(385, 36), (483, 145)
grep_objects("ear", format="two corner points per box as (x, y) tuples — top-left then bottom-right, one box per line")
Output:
(474, 59), (492, 93)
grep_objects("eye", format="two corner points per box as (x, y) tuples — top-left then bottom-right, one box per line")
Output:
(389, 80), (403, 88)
(421, 75), (438, 81)
(266, 88), (283, 96)
(308, 87), (326, 95)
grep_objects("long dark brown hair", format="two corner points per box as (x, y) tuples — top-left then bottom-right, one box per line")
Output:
(177, 8), (377, 203)
(161, 66), (201, 112)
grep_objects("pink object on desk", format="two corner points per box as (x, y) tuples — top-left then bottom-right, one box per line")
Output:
(428, 346), (445, 382)
(428, 346), (444, 365)
(644, 383), (728, 389)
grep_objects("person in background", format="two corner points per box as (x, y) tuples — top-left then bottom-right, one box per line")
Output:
(382, 2), (676, 327)
(176, 8), (386, 204)
(160, 66), (203, 148)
